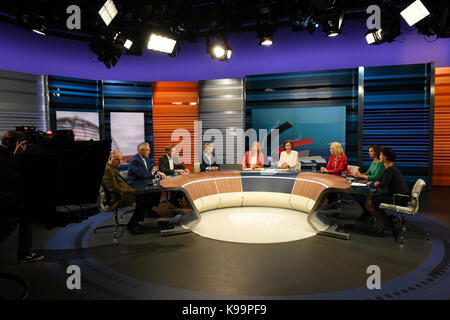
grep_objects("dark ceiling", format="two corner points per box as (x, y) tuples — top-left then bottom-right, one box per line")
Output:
(0, 1), (448, 54)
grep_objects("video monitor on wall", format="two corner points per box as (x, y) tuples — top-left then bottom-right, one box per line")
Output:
(56, 111), (100, 141)
(110, 112), (145, 163)
(252, 106), (346, 163)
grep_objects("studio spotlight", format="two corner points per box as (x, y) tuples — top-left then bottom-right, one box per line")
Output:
(206, 33), (232, 61)
(400, 0), (430, 26)
(313, 1), (345, 37)
(257, 25), (274, 46)
(123, 39), (133, 50)
(32, 26), (46, 36)
(366, 29), (382, 44)
(325, 10), (344, 37)
(99, 0), (118, 26)
(89, 35), (122, 69)
(366, 5), (401, 45)
(404, 1), (449, 37)
(147, 33), (177, 54)
(31, 16), (47, 36)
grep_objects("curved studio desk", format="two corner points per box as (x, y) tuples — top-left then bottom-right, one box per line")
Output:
(137, 170), (370, 239)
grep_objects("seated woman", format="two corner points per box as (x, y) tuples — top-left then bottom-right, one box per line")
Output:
(320, 141), (349, 176)
(278, 139), (299, 170)
(200, 142), (220, 172)
(365, 147), (409, 234)
(241, 141), (264, 169)
(353, 145), (385, 219)
(354, 145), (385, 182)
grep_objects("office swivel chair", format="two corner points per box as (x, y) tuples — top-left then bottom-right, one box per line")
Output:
(379, 179), (429, 245)
(94, 185), (135, 242)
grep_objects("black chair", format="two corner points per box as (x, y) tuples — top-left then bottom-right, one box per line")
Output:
(94, 185), (135, 242)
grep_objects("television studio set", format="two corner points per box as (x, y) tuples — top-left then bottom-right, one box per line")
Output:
(0, 0), (449, 307)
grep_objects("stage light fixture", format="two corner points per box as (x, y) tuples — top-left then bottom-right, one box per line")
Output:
(147, 33), (177, 54)
(99, 0), (118, 26)
(366, 29), (382, 44)
(257, 25), (274, 46)
(326, 10), (344, 37)
(123, 39), (133, 49)
(401, 0), (431, 26)
(366, 5), (401, 45)
(31, 16), (47, 36)
(89, 35), (122, 69)
(206, 33), (232, 61)
(32, 26), (46, 36)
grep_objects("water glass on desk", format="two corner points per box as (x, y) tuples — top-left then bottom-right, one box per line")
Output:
(311, 165), (316, 173)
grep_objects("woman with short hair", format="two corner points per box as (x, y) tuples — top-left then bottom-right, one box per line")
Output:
(355, 144), (385, 182)
(365, 147), (409, 234)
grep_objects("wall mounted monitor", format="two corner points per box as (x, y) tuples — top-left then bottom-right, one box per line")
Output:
(110, 112), (145, 163)
(56, 111), (100, 141)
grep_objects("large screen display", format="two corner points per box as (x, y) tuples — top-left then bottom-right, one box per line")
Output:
(251, 106), (346, 163)
(110, 112), (145, 163)
(56, 111), (100, 141)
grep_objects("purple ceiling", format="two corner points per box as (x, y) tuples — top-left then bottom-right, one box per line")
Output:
(0, 19), (449, 81)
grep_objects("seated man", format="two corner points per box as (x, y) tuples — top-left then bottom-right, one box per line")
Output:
(158, 144), (190, 175)
(103, 150), (147, 234)
(126, 142), (165, 216)
(158, 144), (190, 208)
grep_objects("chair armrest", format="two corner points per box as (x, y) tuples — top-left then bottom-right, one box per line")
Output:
(393, 193), (410, 206)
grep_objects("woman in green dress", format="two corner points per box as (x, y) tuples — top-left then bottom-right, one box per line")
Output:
(354, 145), (386, 219)
(354, 145), (385, 182)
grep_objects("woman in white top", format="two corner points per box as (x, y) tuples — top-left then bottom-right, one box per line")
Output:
(278, 139), (299, 169)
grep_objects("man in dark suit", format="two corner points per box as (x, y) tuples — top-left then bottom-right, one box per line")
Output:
(103, 150), (145, 234)
(158, 144), (190, 208)
(158, 144), (190, 176)
(127, 142), (166, 183)
(126, 142), (165, 216)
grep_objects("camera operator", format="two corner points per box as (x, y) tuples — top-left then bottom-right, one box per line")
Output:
(0, 130), (44, 263)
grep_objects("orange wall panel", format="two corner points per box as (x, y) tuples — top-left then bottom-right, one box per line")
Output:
(153, 82), (198, 170)
(433, 67), (450, 186)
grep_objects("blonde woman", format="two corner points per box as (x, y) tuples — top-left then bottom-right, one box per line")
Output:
(320, 142), (349, 175)
(241, 141), (264, 169)
(201, 143), (220, 171)
(278, 139), (299, 169)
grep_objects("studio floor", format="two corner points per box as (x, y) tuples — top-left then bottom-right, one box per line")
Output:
(0, 188), (449, 300)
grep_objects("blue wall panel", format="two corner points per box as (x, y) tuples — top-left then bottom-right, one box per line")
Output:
(362, 63), (433, 185)
(49, 76), (153, 166)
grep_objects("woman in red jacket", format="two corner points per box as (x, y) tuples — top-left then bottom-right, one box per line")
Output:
(320, 141), (349, 176)
(241, 141), (264, 169)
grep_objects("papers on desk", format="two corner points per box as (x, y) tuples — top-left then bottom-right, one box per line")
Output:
(300, 156), (327, 164)
(352, 182), (367, 187)
(314, 158), (327, 164)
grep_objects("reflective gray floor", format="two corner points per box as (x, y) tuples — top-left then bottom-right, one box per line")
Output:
(0, 189), (449, 300)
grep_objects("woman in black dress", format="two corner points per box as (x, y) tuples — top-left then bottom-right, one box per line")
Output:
(365, 147), (409, 234)
(200, 142), (220, 172)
